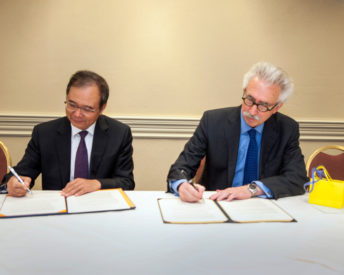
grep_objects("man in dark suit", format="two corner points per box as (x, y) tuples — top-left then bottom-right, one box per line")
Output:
(167, 62), (308, 202)
(4, 70), (134, 197)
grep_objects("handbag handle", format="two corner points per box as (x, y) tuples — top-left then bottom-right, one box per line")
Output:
(304, 165), (332, 193)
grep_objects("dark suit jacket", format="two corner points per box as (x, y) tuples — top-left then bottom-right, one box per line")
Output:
(167, 106), (308, 199)
(3, 115), (134, 190)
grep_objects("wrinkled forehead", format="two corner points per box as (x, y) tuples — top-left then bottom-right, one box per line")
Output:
(245, 77), (281, 104)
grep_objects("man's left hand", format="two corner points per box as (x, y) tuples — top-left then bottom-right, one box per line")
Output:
(209, 185), (262, 201)
(61, 179), (101, 197)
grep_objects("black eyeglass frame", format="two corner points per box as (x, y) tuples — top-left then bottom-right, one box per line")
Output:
(64, 100), (98, 114)
(241, 95), (279, 112)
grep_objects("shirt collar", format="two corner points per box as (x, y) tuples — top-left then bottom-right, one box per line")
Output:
(71, 122), (96, 137)
(240, 109), (264, 135)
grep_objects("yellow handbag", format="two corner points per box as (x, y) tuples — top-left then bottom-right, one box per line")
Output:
(304, 165), (344, 209)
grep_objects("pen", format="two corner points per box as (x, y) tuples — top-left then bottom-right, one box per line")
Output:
(8, 166), (32, 194)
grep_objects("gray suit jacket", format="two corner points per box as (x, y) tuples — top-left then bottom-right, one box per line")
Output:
(3, 115), (134, 190)
(167, 106), (308, 199)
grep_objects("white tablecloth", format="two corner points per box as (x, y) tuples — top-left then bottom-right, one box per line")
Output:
(0, 191), (343, 275)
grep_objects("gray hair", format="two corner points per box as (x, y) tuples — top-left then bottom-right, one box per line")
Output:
(242, 62), (294, 102)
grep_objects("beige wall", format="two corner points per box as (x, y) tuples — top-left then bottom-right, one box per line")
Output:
(1, 0), (344, 190)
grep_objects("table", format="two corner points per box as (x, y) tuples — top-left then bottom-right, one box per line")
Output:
(0, 191), (343, 275)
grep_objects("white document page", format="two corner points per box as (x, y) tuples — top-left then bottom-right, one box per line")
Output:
(67, 189), (132, 213)
(0, 194), (6, 208)
(158, 198), (228, 224)
(217, 198), (294, 223)
(0, 191), (66, 216)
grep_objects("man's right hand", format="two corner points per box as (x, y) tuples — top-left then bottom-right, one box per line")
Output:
(178, 181), (205, 202)
(7, 175), (32, 197)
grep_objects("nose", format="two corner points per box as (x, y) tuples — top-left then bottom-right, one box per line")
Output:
(249, 104), (259, 115)
(73, 108), (83, 117)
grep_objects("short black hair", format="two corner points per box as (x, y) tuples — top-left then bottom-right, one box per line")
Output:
(66, 70), (109, 108)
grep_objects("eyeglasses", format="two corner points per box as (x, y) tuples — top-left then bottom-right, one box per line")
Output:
(64, 101), (97, 114)
(242, 95), (279, 112)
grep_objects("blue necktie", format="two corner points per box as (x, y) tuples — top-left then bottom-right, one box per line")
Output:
(243, 129), (258, 185)
(74, 131), (89, 179)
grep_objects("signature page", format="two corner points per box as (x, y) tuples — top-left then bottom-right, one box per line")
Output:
(67, 189), (134, 214)
(158, 198), (228, 224)
(217, 198), (294, 223)
(0, 191), (66, 217)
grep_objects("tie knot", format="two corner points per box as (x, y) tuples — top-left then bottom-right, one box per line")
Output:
(248, 129), (256, 139)
(79, 131), (88, 139)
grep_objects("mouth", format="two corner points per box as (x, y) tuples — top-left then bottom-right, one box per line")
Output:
(70, 117), (85, 124)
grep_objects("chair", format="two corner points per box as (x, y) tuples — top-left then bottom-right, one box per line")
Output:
(194, 157), (206, 183)
(0, 141), (12, 182)
(306, 145), (344, 180)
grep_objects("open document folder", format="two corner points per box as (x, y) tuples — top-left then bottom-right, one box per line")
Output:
(0, 188), (135, 218)
(158, 197), (295, 224)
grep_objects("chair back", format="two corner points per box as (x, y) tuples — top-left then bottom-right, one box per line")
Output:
(195, 157), (206, 183)
(0, 141), (12, 182)
(306, 145), (344, 180)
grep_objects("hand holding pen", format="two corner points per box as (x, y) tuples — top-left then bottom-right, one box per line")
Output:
(181, 169), (199, 191)
(8, 166), (32, 195)
(179, 169), (205, 202)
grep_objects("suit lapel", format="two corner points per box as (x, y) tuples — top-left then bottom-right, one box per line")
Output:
(225, 107), (241, 185)
(56, 118), (71, 187)
(260, 114), (279, 176)
(90, 116), (109, 177)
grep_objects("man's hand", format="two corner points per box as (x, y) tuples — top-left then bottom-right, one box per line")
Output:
(209, 185), (263, 201)
(7, 175), (32, 197)
(178, 181), (205, 203)
(61, 179), (101, 197)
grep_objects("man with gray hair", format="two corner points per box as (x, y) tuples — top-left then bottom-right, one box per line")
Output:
(167, 62), (308, 202)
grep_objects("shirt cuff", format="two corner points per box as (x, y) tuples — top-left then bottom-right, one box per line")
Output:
(0, 183), (8, 194)
(254, 181), (273, 198)
(169, 179), (186, 196)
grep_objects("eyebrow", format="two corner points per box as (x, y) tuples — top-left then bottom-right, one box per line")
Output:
(67, 99), (95, 110)
(246, 94), (271, 106)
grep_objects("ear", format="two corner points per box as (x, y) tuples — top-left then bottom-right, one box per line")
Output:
(99, 103), (107, 114)
(272, 102), (283, 114)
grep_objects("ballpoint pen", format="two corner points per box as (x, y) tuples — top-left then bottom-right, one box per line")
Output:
(8, 166), (32, 194)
